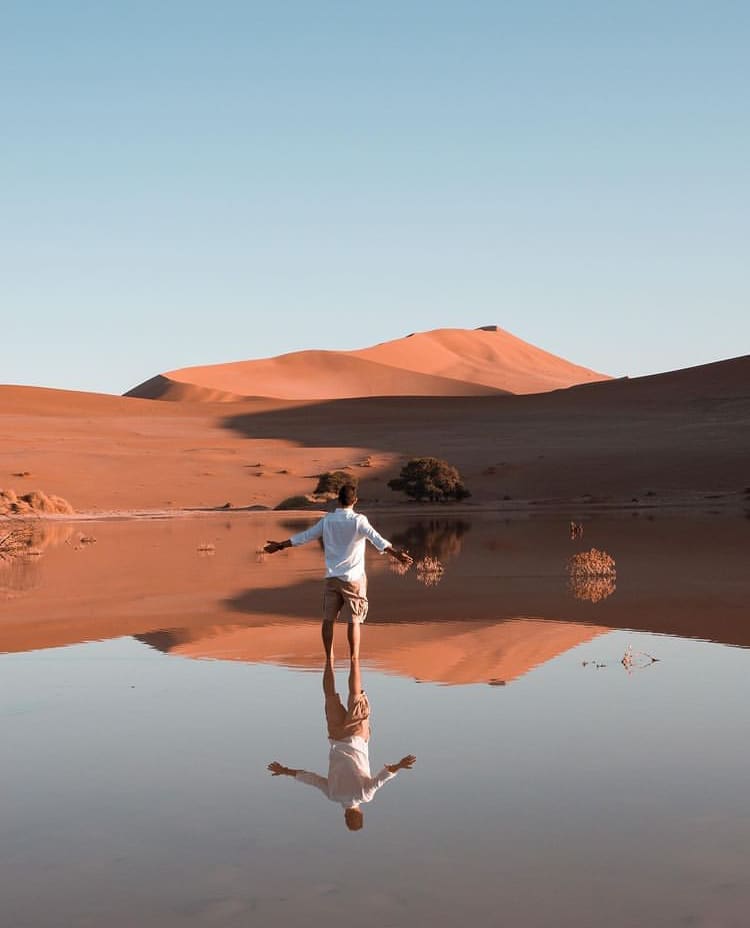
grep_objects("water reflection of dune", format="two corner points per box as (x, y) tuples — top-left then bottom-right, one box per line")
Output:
(137, 619), (606, 686)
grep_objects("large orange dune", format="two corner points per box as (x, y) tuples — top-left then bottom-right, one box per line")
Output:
(125, 326), (609, 401)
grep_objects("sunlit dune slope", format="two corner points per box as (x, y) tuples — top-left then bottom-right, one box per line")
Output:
(353, 326), (609, 394)
(125, 326), (608, 401)
(127, 348), (508, 401)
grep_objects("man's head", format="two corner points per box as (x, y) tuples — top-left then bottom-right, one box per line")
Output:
(338, 483), (358, 508)
(344, 806), (364, 831)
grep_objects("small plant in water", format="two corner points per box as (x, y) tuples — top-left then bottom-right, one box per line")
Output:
(569, 521), (584, 540)
(567, 547), (616, 602)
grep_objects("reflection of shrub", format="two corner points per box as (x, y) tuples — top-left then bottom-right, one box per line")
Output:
(0, 524), (73, 599)
(567, 548), (616, 603)
(416, 556), (445, 587)
(390, 520), (470, 561)
(314, 471), (357, 496)
(388, 458), (470, 502)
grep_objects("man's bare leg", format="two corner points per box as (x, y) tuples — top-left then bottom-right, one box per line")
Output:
(321, 620), (335, 661)
(347, 621), (361, 661)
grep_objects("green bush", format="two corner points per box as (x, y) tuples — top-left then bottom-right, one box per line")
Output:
(387, 458), (471, 502)
(314, 470), (357, 496)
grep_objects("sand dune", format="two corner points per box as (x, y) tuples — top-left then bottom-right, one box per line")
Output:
(2, 354), (748, 513)
(127, 350), (507, 402)
(353, 326), (609, 394)
(126, 326), (608, 401)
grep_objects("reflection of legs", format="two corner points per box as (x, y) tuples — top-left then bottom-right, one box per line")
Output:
(321, 621), (334, 660)
(323, 660), (346, 739)
(347, 621), (361, 661)
(323, 659), (337, 699)
(348, 651), (362, 698)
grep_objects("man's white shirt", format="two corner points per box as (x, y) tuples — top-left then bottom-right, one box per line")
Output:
(295, 738), (397, 808)
(289, 508), (391, 581)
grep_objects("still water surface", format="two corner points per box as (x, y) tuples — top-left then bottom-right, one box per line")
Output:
(1, 514), (749, 927)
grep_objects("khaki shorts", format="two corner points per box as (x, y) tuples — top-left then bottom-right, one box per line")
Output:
(323, 576), (369, 624)
(325, 689), (371, 742)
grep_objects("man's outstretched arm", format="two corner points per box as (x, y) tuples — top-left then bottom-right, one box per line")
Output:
(267, 761), (300, 777)
(263, 539), (292, 554)
(264, 518), (324, 554)
(385, 754), (417, 774)
(267, 762), (329, 795)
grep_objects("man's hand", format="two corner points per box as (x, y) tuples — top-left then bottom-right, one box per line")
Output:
(263, 540), (289, 555)
(386, 754), (417, 773)
(267, 761), (295, 777)
(387, 547), (413, 568)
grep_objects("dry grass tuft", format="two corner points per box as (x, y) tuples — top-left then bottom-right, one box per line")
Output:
(0, 487), (74, 516)
(567, 547), (616, 603)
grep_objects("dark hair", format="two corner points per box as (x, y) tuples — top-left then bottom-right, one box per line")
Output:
(338, 483), (358, 506)
(345, 807), (364, 830)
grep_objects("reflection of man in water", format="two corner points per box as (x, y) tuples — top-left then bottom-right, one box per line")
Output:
(267, 657), (416, 831)
(263, 483), (412, 660)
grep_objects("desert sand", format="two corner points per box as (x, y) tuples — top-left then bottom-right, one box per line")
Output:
(126, 326), (609, 401)
(1, 344), (748, 514)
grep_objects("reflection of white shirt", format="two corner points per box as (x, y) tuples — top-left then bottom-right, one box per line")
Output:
(295, 737), (397, 808)
(290, 508), (391, 582)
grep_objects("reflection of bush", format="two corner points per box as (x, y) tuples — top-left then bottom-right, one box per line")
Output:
(390, 520), (470, 562)
(416, 556), (445, 587)
(0, 523), (73, 599)
(567, 548), (616, 603)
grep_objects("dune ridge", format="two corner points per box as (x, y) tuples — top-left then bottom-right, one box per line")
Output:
(128, 351), (507, 402)
(125, 326), (609, 401)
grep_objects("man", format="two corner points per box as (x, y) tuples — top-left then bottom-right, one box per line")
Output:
(268, 656), (416, 831)
(263, 483), (412, 659)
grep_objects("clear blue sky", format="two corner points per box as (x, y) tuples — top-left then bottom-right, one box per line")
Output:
(2, 1), (748, 394)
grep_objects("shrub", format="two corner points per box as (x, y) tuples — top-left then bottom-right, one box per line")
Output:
(387, 458), (470, 502)
(314, 470), (357, 496)
(0, 488), (74, 516)
(274, 495), (324, 511)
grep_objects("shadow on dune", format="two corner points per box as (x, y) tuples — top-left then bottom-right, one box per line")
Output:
(219, 357), (750, 500)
